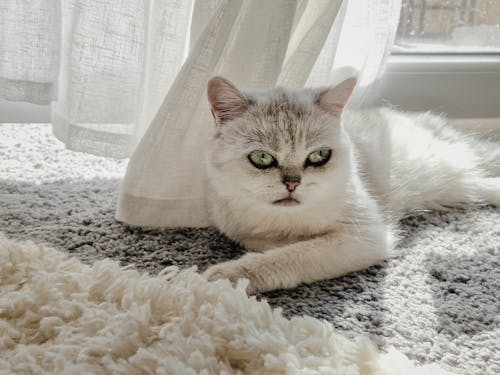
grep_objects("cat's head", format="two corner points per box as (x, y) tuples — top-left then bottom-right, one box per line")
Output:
(206, 76), (356, 211)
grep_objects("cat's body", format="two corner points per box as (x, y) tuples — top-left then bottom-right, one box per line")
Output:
(204, 77), (500, 293)
(344, 109), (500, 214)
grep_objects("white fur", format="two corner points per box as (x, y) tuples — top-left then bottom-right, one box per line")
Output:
(204, 78), (500, 293)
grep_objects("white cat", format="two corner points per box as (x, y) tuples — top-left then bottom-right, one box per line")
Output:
(203, 76), (500, 294)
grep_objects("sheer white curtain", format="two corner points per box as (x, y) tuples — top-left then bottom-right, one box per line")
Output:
(117, 0), (402, 228)
(0, 0), (60, 104)
(0, 0), (401, 227)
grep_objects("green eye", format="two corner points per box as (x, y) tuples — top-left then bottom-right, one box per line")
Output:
(248, 151), (276, 169)
(306, 149), (331, 167)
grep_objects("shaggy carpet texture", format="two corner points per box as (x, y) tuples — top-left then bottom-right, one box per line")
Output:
(1, 124), (499, 374)
(0, 234), (449, 374)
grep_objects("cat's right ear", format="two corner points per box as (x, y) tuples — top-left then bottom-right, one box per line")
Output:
(207, 77), (248, 126)
(316, 77), (357, 118)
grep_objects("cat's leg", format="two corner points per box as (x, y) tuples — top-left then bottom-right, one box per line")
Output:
(415, 175), (500, 209)
(474, 138), (500, 176)
(204, 226), (391, 293)
(391, 165), (500, 212)
(239, 237), (298, 252)
(439, 175), (500, 207)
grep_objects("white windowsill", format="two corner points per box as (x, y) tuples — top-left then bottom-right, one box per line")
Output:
(374, 53), (500, 119)
(0, 100), (50, 122)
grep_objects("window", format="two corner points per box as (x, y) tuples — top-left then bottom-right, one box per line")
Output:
(376, 0), (500, 124)
(394, 0), (500, 53)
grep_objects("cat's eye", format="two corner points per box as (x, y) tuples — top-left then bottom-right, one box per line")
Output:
(305, 148), (331, 167)
(248, 151), (276, 169)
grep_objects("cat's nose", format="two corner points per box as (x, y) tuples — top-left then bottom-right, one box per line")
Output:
(285, 180), (300, 192)
(282, 167), (302, 192)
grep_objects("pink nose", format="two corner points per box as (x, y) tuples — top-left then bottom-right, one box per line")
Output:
(285, 181), (300, 192)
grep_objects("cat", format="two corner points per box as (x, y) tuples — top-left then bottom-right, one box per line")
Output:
(203, 76), (500, 294)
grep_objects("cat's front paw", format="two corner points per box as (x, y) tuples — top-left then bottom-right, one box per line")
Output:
(203, 261), (257, 294)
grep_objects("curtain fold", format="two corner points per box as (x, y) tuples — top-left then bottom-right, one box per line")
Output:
(49, 0), (194, 158)
(277, 0), (343, 88)
(0, 0), (61, 104)
(52, 0), (154, 158)
(0, 0), (402, 228)
(117, 0), (301, 227)
(327, 0), (403, 106)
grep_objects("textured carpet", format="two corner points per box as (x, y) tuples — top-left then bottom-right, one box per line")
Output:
(1, 123), (499, 374)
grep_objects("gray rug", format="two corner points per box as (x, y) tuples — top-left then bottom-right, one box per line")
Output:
(1, 123), (499, 375)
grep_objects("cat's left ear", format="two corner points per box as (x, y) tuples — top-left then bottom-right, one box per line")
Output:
(316, 77), (357, 117)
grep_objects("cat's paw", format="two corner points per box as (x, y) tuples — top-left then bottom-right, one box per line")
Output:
(203, 261), (257, 294)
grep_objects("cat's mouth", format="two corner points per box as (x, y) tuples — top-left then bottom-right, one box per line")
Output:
(272, 197), (301, 206)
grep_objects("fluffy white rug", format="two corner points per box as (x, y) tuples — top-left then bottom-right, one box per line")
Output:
(0, 234), (451, 374)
